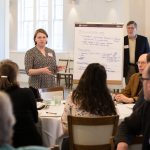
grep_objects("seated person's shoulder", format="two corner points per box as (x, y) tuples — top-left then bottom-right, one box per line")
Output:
(128, 73), (140, 82)
(137, 34), (148, 40)
(130, 73), (140, 78)
(17, 87), (33, 93)
(15, 88), (35, 98)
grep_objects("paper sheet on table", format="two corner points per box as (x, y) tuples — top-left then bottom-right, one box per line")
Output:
(125, 104), (134, 109)
(38, 105), (64, 117)
(116, 104), (134, 119)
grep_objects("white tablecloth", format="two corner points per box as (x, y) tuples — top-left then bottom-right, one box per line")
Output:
(38, 102), (134, 147)
(38, 104), (64, 147)
(116, 103), (134, 124)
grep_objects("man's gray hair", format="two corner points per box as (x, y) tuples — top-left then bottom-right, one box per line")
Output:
(127, 21), (137, 28)
(0, 91), (15, 145)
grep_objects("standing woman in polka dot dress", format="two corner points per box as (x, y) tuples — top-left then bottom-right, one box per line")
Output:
(25, 29), (57, 98)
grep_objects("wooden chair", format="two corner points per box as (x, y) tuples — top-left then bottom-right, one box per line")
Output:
(57, 59), (73, 89)
(67, 115), (119, 150)
(39, 86), (64, 100)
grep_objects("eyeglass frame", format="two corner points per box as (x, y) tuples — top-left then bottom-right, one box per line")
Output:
(136, 61), (147, 65)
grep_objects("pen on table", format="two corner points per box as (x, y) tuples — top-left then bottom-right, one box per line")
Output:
(46, 112), (57, 114)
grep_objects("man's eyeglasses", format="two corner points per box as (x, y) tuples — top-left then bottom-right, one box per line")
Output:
(127, 27), (136, 30)
(136, 61), (147, 65)
(140, 77), (150, 82)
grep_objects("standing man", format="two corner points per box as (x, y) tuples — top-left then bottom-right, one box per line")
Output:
(124, 21), (150, 83)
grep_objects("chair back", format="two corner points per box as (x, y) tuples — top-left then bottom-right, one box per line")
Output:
(58, 59), (73, 73)
(39, 86), (64, 100)
(57, 59), (74, 89)
(58, 59), (68, 73)
(68, 115), (119, 150)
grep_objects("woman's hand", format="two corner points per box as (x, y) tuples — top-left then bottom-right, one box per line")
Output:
(40, 67), (52, 75)
(28, 67), (52, 75)
(57, 66), (65, 71)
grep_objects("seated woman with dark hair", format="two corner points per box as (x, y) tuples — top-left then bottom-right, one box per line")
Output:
(61, 63), (117, 149)
(0, 60), (42, 148)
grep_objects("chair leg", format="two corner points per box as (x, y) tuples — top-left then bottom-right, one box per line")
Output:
(57, 74), (61, 86)
(68, 75), (70, 89)
(63, 74), (73, 89)
(69, 74), (73, 89)
(110, 136), (115, 150)
(65, 75), (68, 88)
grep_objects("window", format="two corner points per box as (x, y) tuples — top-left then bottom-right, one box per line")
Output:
(17, 0), (63, 52)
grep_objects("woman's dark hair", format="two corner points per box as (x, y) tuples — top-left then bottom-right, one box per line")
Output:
(34, 28), (48, 45)
(72, 63), (116, 115)
(0, 60), (19, 90)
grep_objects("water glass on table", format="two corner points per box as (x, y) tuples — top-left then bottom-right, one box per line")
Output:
(53, 96), (62, 105)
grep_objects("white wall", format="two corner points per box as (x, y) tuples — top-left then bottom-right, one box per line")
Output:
(7, 0), (150, 87)
(145, 0), (150, 41)
(9, 0), (150, 54)
(0, 0), (9, 59)
(63, 0), (130, 51)
(9, 0), (17, 51)
(129, 0), (145, 35)
(6, 0), (150, 66)
(9, 0), (130, 65)
(9, 0), (131, 53)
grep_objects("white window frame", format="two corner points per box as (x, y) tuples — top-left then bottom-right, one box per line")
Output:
(17, 0), (63, 52)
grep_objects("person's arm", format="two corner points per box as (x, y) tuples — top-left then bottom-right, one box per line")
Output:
(133, 89), (144, 111)
(117, 142), (128, 150)
(27, 88), (39, 123)
(25, 50), (52, 76)
(144, 37), (150, 53)
(61, 93), (73, 135)
(28, 67), (52, 76)
(121, 75), (133, 98)
(115, 76), (134, 103)
(51, 50), (57, 74)
(115, 94), (134, 103)
(115, 108), (143, 149)
(115, 74), (140, 103)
